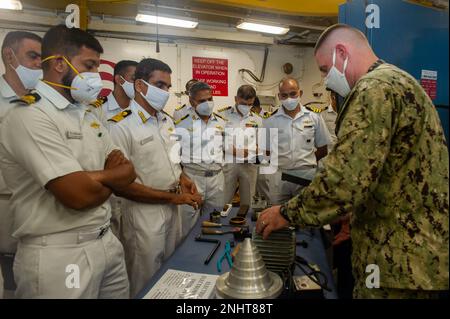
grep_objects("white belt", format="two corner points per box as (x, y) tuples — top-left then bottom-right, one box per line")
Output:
(20, 223), (110, 246)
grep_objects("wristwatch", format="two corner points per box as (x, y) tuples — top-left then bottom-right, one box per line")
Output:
(279, 205), (290, 222)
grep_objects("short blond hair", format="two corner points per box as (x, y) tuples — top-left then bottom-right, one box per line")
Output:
(314, 23), (368, 54)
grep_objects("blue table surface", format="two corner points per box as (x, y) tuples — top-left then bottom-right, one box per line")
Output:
(137, 207), (337, 299)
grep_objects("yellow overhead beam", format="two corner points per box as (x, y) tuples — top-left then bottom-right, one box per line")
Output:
(198, 0), (346, 16)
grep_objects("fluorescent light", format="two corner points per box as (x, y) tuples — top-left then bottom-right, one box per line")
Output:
(0, 0), (22, 10)
(136, 14), (198, 29)
(237, 22), (289, 35)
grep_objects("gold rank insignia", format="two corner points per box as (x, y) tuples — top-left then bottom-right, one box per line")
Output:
(174, 113), (189, 125)
(262, 111), (271, 119)
(217, 106), (231, 112)
(304, 102), (327, 113)
(108, 109), (132, 123)
(175, 104), (186, 111)
(215, 125), (224, 131)
(162, 110), (173, 120)
(213, 112), (227, 121)
(90, 121), (101, 129)
(89, 96), (107, 108)
(168, 127), (174, 132)
(267, 108), (278, 118)
(10, 92), (41, 106)
(138, 111), (148, 124)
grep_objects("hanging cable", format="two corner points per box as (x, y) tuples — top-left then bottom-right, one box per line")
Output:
(238, 47), (269, 83)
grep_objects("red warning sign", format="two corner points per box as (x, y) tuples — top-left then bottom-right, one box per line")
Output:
(420, 69), (437, 100)
(192, 57), (228, 96)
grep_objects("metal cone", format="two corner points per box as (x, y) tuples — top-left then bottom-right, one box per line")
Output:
(215, 238), (283, 299)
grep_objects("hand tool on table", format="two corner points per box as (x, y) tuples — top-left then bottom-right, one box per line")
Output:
(231, 243), (241, 261)
(194, 235), (221, 265)
(209, 210), (221, 223)
(229, 217), (247, 226)
(201, 221), (248, 229)
(217, 241), (233, 272)
(201, 227), (241, 235)
(220, 204), (232, 217)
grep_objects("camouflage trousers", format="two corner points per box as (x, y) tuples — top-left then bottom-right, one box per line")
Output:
(353, 281), (446, 299)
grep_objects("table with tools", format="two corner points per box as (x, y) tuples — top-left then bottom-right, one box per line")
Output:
(137, 206), (338, 299)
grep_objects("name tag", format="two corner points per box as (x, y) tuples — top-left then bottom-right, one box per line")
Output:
(66, 131), (83, 139)
(140, 135), (154, 145)
(303, 125), (313, 129)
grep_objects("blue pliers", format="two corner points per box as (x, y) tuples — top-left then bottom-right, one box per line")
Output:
(217, 241), (233, 272)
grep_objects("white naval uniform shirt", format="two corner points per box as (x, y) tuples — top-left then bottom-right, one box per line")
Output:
(0, 81), (117, 238)
(320, 104), (338, 150)
(109, 100), (182, 191)
(173, 103), (192, 122)
(218, 106), (263, 163)
(175, 109), (226, 171)
(264, 105), (331, 170)
(0, 76), (17, 200)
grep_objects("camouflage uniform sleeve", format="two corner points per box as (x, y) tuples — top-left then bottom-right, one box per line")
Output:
(286, 80), (396, 227)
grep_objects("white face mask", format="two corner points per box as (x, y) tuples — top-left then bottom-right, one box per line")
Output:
(281, 96), (300, 111)
(324, 48), (351, 98)
(71, 72), (103, 104)
(10, 50), (42, 89)
(196, 100), (215, 116)
(120, 76), (135, 99)
(140, 79), (170, 112)
(237, 104), (251, 117)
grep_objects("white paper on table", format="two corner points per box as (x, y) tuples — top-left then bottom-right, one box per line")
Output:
(142, 269), (219, 299)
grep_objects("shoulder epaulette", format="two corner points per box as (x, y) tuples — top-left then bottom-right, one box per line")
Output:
(175, 104), (186, 111)
(252, 111), (261, 118)
(108, 109), (132, 123)
(90, 96), (108, 108)
(10, 92), (41, 106)
(305, 105), (325, 113)
(213, 112), (227, 121)
(174, 113), (190, 125)
(262, 111), (271, 119)
(162, 110), (174, 121)
(218, 106), (231, 112)
(304, 101), (327, 113)
(268, 108), (278, 117)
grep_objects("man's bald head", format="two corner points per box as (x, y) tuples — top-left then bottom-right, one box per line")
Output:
(278, 77), (303, 102)
(279, 77), (300, 91)
(314, 23), (378, 90)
